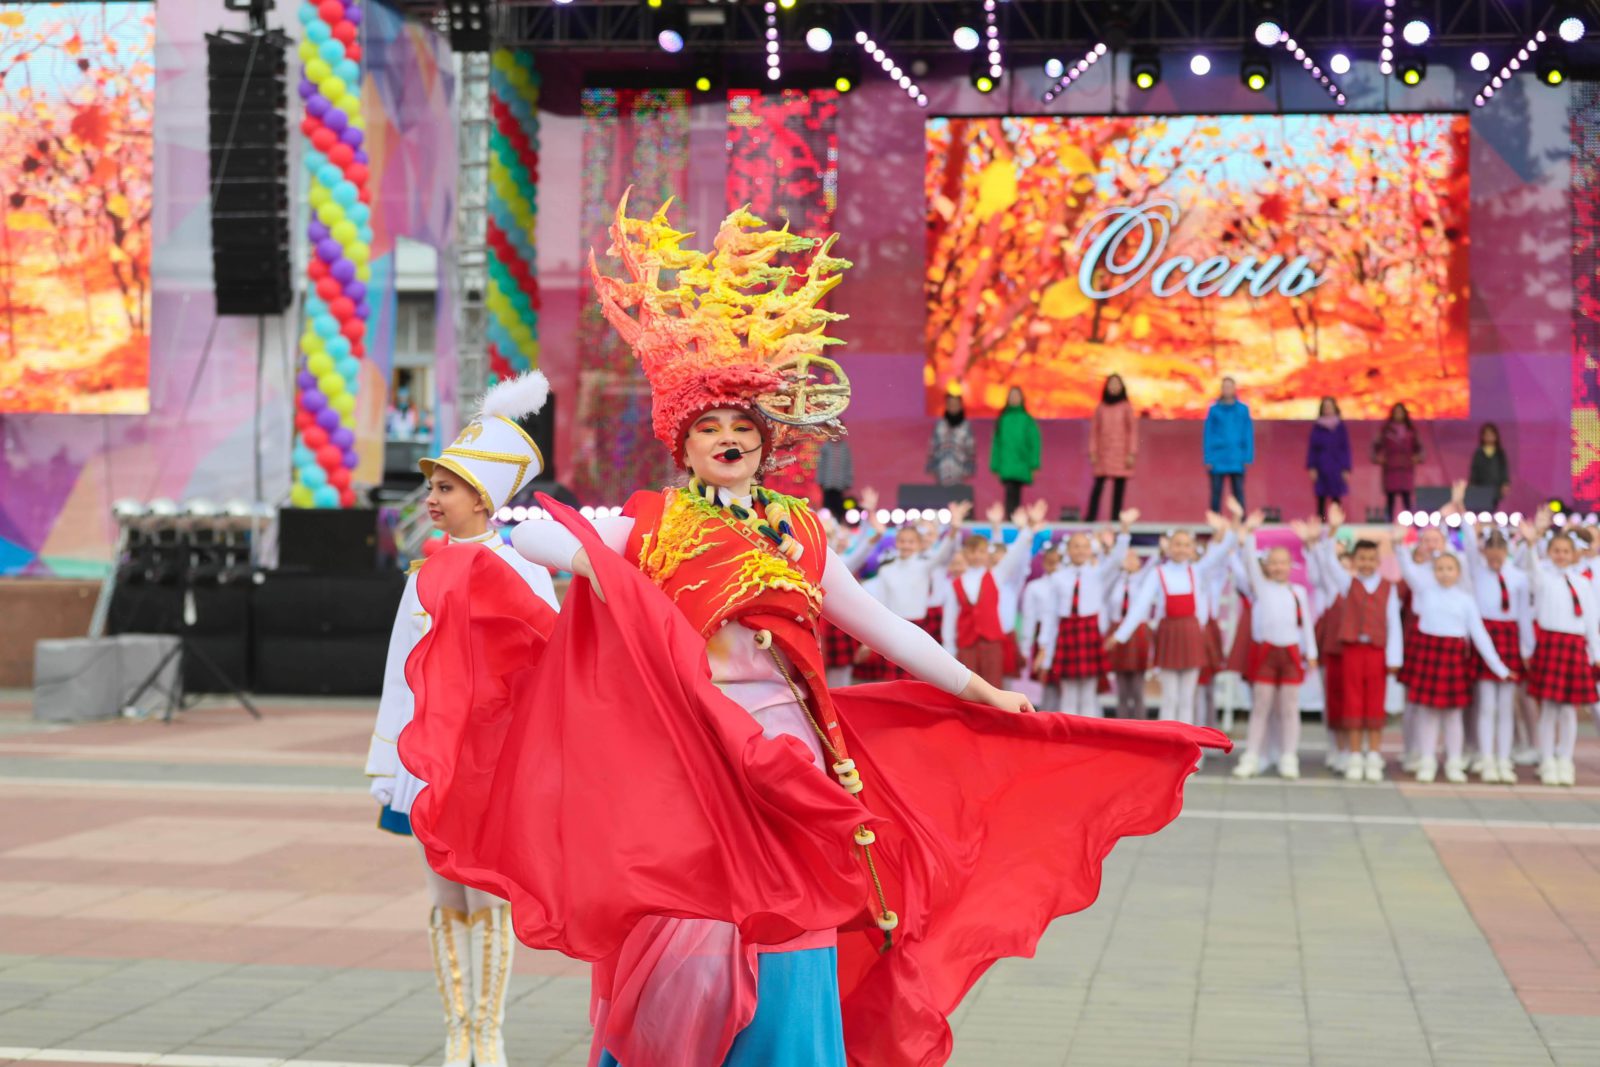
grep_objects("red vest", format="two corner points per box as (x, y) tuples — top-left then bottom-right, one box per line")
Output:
(954, 571), (1006, 647)
(1339, 578), (1392, 647)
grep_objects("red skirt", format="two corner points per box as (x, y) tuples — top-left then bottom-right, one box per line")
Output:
(1527, 628), (1597, 705)
(1396, 618), (1422, 690)
(1051, 615), (1111, 682)
(1474, 618), (1523, 681)
(1322, 649), (1346, 726)
(1109, 622), (1152, 673)
(1199, 618), (1226, 683)
(1406, 631), (1474, 709)
(1154, 615), (1208, 672)
(1246, 642), (1307, 686)
(1001, 637), (1020, 679)
(1226, 598), (1255, 675)
(820, 618), (859, 670)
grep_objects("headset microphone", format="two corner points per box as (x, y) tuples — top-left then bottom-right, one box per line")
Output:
(718, 447), (760, 462)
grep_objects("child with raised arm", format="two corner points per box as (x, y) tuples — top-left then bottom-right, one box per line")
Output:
(1105, 548), (1157, 718)
(1231, 512), (1319, 779)
(1109, 512), (1238, 725)
(942, 505), (1040, 688)
(1318, 508), (1404, 782)
(1034, 510), (1137, 716)
(1518, 521), (1600, 786)
(1453, 488), (1532, 783)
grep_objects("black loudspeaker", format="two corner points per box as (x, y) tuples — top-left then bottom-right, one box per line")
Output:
(106, 585), (253, 694)
(446, 0), (491, 52)
(898, 483), (974, 510)
(1415, 485), (1498, 513)
(251, 572), (406, 695)
(207, 31), (291, 316)
(278, 508), (379, 574)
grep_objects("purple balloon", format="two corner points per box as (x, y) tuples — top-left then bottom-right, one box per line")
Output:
(308, 221), (330, 243)
(297, 77), (316, 100)
(297, 371), (317, 391)
(324, 109), (348, 133)
(317, 408), (343, 431)
(355, 300), (369, 319)
(307, 94), (329, 118)
(317, 238), (343, 263)
(302, 388), (327, 413)
(345, 4), (361, 25)
(342, 449), (360, 469)
(353, 149), (369, 166)
(340, 126), (364, 148)
(330, 258), (356, 283)
(344, 280), (367, 302)
(331, 427), (356, 449)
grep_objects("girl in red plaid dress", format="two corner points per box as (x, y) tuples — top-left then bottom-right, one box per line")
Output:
(1397, 525), (1455, 772)
(1034, 512), (1137, 715)
(1400, 551), (1513, 783)
(1459, 522), (1532, 783)
(1519, 525), (1599, 786)
(1231, 519), (1319, 780)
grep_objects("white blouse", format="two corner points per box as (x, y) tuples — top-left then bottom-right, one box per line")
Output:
(1111, 530), (1237, 644)
(1242, 537), (1317, 660)
(1411, 584), (1512, 679)
(1522, 555), (1600, 661)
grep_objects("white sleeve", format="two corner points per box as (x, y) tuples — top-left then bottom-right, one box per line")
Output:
(1197, 529), (1238, 579)
(1242, 535), (1266, 597)
(1461, 526), (1485, 580)
(511, 515), (635, 572)
(822, 549), (971, 695)
(367, 575), (421, 779)
(1465, 601), (1510, 678)
(1586, 585), (1600, 663)
(1397, 546), (1435, 593)
(928, 528), (959, 568)
(1298, 587), (1318, 661)
(1385, 587), (1403, 669)
(940, 580), (958, 653)
(1095, 533), (1132, 583)
(1323, 537), (1354, 596)
(1113, 569), (1162, 645)
(1035, 578), (1062, 659)
(995, 531), (1035, 588)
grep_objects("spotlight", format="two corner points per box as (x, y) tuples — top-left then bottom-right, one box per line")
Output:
(829, 53), (859, 93)
(1044, 57), (1064, 79)
(1329, 52), (1351, 75)
(1559, 16), (1586, 44)
(800, 4), (835, 53)
(1401, 19), (1431, 47)
(1190, 54), (1211, 76)
(777, 0), (797, 9)
(658, 28), (685, 53)
(1254, 21), (1283, 48)
(650, 2), (688, 54)
(805, 27), (832, 52)
(1537, 55), (1566, 85)
(691, 57), (719, 94)
(953, 23), (981, 52)
(1548, 498), (1566, 514)
(1130, 49), (1161, 90)
(1240, 51), (1272, 92)
(971, 57), (998, 93)
(1396, 52), (1426, 86)
(1470, 50), (1490, 72)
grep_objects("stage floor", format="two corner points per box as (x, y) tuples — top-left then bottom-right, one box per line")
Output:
(0, 696), (1597, 1066)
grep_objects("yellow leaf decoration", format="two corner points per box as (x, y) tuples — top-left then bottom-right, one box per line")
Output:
(974, 160), (1018, 221)
(4, 211), (54, 232)
(1038, 277), (1092, 320)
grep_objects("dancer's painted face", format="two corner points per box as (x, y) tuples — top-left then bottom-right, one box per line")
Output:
(683, 409), (763, 488)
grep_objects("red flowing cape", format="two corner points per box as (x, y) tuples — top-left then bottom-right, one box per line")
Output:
(400, 501), (1230, 1067)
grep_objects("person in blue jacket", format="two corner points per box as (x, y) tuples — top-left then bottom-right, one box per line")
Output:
(1203, 377), (1255, 511)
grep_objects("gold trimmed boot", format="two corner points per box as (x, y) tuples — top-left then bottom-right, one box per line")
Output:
(428, 906), (473, 1067)
(469, 903), (516, 1067)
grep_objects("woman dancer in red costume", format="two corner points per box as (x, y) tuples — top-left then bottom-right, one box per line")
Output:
(397, 196), (1228, 1067)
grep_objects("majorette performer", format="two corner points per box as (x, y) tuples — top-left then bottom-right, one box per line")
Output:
(394, 195), (1229, 1067)
(365, 373), (559, 1067)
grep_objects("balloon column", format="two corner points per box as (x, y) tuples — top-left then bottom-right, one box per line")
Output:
(291, 0), (371, 509)
(486, 50), (540, 385)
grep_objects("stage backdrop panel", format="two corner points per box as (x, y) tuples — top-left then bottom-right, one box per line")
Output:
(0, 1), (154, 415)
(925, 113), (1471, 420)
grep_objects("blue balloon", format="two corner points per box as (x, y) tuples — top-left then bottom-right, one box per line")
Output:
(314, 314), (339, 340)
(349, 203), (371, 225)
(319, 40), (345, 64)
(304, 148), (328, 174)
(333, 181), (359, 207)
(293, 445), (314, 468)
(318, 163), (344, 188)
(306, 20), (331, 42)
(338, 357), (361, 380)
(327, 336), (352, 358)
(297, 3), (319, 24)
(336, 59), (361, 85)
(314, 485), (341, 508)
(302, 465), (329, 489)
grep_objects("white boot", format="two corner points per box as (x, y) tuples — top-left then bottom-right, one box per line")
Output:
(1232, 751), (1261, 779)
(1443, 758), (1467, 784)
(1364, 751), (1386, 782)
(428, 907), (473, 1067)
(470, 903), (516, 1067)
(1416, 757), (1437, 784)
(1278, 753), (1300, 781)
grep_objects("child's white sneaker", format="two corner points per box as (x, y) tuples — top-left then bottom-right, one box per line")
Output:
(1416, 757), (1438, 784)
(1364, 751), (1386, 782)
(1231, 752), (1261, 779)
(1443, 758), (1468, 784)
(1278, 754), (1300, 780)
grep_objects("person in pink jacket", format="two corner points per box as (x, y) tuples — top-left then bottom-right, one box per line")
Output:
(1087, 374), (1137, 520)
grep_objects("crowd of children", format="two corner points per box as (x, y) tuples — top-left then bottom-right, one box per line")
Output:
(820, 482), (1598, 788)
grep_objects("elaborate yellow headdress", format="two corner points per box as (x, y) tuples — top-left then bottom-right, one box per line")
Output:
(588, 190), (853, 467)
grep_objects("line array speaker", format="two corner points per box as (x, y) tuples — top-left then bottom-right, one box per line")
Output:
(207, 30), (292, 316)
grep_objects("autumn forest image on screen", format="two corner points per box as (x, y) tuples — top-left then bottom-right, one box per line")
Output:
(0, 2), (153, 414)
(925, 113), (1471, 420)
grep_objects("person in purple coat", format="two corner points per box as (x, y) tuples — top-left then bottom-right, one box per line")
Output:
(1305, 396), (1352, 520)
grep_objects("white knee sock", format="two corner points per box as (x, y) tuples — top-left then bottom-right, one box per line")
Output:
(1278, 684), (1302, 758)
(1441, 708), (1464, 763)
(1415, 708), (1441, 763)
(1067, 678), (1101, 716)
(1558, 704), (1580, 760)
(1246, 683), (1279, 755)
(1539, 701), (1560, 762)
(1040, 682), (1062, 711)
(1174, 669), (1200, 725)
(1158, 670), (1181, 720)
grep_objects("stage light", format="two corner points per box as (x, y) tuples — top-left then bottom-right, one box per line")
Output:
(1401, 19), (1430, 46)
(1398, 511), (1415, 527)
(1241, 52), (1272, 92)
(845, 508), (860, 524)
(804, 27), (831, 52)
(777, 0), (797, 9)
(1131, 50), (1161, 91)
(1041, 42), (1107, 104)
(694, 73), (713, 91)
(1254, 21), (1283, 48)
(1044, 57), (1065, 79)
(972, 68), (997, 93)
(1329, 52), (1350, 75)
(1470, 50), (1490, 71)
(1397, 53), (1426, 86)
(830, 53), (858, 93)
(1549, 498), (1565, 513)
(1538, 55), (1566, 85)
(1474, 30), (1548, 108)
(1190, 54), (1211, 76)
(1494, 511), (1509, 526)
(891, 508), (906, 525)
(953, 25), (981, 52)
(658, 28), (685, 53)
(856, 33), (927, 106)
(1560, 16), (1586, 44)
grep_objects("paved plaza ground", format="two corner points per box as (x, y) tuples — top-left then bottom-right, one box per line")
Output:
(2, 693), (1599, 1067)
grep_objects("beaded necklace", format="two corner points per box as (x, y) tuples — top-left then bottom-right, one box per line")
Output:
(687, 476), (804, 561)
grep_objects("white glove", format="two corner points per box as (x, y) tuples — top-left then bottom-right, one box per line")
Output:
(369, 776), (396, 807)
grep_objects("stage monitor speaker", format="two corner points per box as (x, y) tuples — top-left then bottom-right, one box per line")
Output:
(278, 508), (380, 574)
(898, 484), (973, 511)
(207, 30), (291, 316)
(1414, 486), (1497, 513)
(251, 572), (405, 695)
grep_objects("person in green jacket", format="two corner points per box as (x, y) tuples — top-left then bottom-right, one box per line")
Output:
(991, 387), (1042, 514)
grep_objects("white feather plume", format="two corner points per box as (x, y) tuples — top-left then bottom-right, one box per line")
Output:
(478, 371), (550, 422)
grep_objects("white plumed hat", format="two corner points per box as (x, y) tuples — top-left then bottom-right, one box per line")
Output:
(419, 371), (550, 513)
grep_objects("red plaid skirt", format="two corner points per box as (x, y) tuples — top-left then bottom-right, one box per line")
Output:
(820, 618), (859, 669)
(1051, 614), (1111, 681)
(1474, 618), (1523, 682)
(1246, 642), (1306, 686)
(1199, 618), (1226, 684)
(1109, 623), (1151, 673)
(1527, 628), (1597, 705)
(1153, 615), (1208, 672)
(1396, 619), (1421, 690)
(1002, 638), (1020, 679)
(1226, 597), (1255, 675)
(1407, 631), (1474, 709)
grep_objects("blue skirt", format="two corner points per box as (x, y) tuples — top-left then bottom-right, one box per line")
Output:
(377, 805), (413, 836)
(598, 946), (845, 1067)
